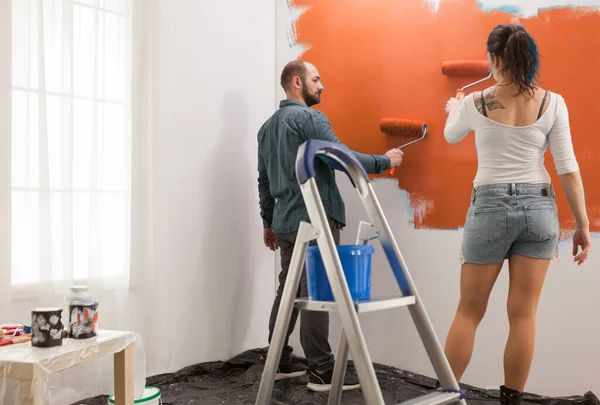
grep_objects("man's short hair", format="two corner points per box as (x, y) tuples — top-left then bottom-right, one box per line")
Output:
(280, 60), (307, 92)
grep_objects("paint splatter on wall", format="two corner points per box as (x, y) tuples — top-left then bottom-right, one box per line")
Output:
(288, 0), (600, 235)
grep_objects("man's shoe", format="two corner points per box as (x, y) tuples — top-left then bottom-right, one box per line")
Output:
(275, 362), (307, 381)
(307, 368), (361, 392)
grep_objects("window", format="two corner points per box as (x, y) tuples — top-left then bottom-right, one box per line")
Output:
(11, 0), (132, 284)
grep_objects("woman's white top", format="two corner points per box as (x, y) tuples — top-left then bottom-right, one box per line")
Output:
(443, 91), (580, 187)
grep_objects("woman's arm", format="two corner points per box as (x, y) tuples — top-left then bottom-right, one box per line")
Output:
(444, 95), (471, 144)
(549, 95), (592, 264)
(559, 171), (591, 265)
(559, 171), (589, 229)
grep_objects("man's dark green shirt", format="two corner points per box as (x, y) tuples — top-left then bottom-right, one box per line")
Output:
(257, 99), (391, 233)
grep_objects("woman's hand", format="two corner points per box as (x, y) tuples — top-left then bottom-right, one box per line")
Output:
(572, 226), (591, 265)
(445, 93), (464, 115)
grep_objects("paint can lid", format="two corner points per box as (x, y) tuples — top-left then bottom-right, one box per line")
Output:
(70, 299), (98, 306)
(32, 307), (62, 312)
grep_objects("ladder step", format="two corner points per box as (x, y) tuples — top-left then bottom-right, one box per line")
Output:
(396, 391), (463, 405)
(295, 295), (415, 313)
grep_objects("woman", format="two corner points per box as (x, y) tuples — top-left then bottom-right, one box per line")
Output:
(442, 23), (591, 405)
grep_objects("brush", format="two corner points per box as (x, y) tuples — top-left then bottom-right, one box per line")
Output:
(379, 119), (428, 176)
(441, 60), (493, 98)
(0, 335), (31, 347)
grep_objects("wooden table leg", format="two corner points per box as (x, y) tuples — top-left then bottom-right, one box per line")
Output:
(114, 343), (134, 405)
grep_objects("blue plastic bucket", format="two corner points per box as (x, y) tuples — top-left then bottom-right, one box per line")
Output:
(305, 245), (374, 302)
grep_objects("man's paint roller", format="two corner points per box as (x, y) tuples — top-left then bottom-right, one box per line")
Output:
(441, 60), (493, 98)
(379, 119), (428, 176)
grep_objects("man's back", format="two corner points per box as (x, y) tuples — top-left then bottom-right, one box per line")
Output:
(257, 100), (345, 233)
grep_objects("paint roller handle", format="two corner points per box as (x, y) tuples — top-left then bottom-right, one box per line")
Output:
(386, 154), (403, 176)
(385, 146), (405, 177)
(295, 140), (369, 188)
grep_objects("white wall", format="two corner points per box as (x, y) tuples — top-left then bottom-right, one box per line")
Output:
(275, 0), (600, 397)
(132, 0), (278, 374)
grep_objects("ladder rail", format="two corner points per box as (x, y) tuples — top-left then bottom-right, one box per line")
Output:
(327, 221), (378, 405)
(255, 222), (319, 405)
(359, 182), (461, 395)
(398, 391), (464, 405)
(300, 177), (384, 405)
(327, 330), (349, 405)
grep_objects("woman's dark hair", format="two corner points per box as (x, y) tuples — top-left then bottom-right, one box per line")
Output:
(486, 24), (540, 95)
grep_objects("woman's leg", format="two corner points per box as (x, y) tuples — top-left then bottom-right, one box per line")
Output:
(504, 254), (550, 391)
(444, 262), (503, 382)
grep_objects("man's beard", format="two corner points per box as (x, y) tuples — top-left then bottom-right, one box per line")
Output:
(302, 86), (321, 107)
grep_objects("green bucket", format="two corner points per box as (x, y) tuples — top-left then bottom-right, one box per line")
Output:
(108, 386), (161, 404)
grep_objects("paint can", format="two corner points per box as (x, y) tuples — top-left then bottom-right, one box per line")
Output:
(69, 300), (99, 339)
(66, 285), (89, 332)
(31, 307), (64, 348)
(108, 386), (162, 405)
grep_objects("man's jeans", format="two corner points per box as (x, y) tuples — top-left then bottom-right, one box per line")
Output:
(267, 220), (340, 373)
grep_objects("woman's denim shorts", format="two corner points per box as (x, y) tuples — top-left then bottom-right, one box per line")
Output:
(460, 183), (559, 265)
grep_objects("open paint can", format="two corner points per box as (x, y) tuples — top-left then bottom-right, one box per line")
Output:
(31, 307), (64, 348)
(108, 386), (161, 404)
(69, 300), (99, 339)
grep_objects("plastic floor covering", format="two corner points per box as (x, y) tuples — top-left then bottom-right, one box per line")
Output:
(75, 348), (599, 405)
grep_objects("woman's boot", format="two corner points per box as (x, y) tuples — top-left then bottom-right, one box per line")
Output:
(500, 385), (523, 405)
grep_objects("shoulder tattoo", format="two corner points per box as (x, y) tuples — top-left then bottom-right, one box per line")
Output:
(474, 90), (506, 114)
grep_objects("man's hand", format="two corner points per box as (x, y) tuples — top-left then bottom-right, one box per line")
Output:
(264, 228), (278, 251)
(385, 148), (404, 168)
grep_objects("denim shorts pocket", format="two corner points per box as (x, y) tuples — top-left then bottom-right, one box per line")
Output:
(525, 203), (558, 241)
(474, 206), (507, 243)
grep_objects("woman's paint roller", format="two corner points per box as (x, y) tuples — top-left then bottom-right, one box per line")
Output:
(441, 60), (493, 98)
(379, 119), (428, 176)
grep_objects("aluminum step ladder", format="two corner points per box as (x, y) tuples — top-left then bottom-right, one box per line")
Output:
(255, 139), (467, 405)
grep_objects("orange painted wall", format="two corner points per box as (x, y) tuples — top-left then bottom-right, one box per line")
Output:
(291, 0), (600, 236)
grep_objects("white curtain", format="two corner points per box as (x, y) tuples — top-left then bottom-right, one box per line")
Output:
(7, 0), (133, 312)
(3, 0), (278, 390)
(0, 0), (12, 325)
(0, 1), (144, 403)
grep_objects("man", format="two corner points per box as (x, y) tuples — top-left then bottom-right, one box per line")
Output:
(257, 59), (403, 392)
